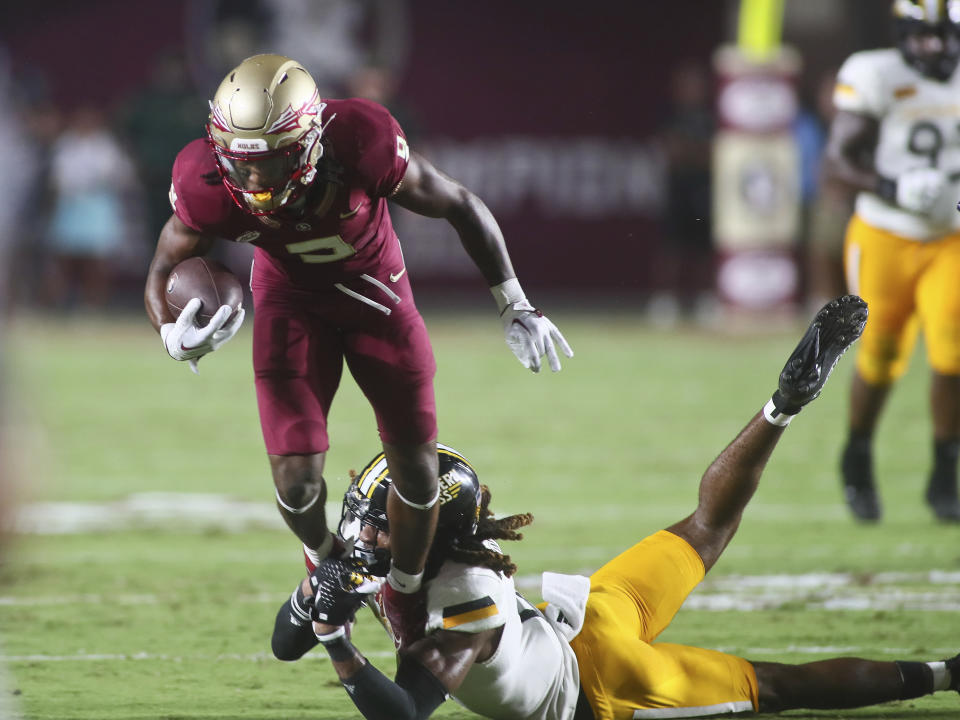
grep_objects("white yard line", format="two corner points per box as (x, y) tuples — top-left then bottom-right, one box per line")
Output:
(3, 571), (958, 612)
(0, 650), (398, 663)
(11, 498), (960, 615)
(2, 645), (955, 665)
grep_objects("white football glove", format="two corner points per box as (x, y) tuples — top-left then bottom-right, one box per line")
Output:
(895, 167), (948, 214)
(160, 297), (245, 374)
(501, 299), (573, 373)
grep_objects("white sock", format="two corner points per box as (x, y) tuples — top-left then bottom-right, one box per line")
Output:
(304, 532), (335, 568)
(928, 661), (950, 692)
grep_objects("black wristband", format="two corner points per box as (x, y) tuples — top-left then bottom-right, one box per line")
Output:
(895, 661), (934, 699)
(876, 176), (897, 203)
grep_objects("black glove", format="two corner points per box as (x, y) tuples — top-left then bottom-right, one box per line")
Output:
(309, 557), (382, 626)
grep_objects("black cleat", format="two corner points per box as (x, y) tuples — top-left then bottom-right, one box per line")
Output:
(772, 295), (869, 415)
(925, 475), (960, 523)
(841, 436), (881, 522)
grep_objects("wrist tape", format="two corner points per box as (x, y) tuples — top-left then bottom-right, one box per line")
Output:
(387, 564), (424, 593)
(762, 398), (795, 427)
(490, 278), (525, 313)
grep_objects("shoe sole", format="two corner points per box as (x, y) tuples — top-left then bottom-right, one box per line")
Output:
(780, 295), (869, 404)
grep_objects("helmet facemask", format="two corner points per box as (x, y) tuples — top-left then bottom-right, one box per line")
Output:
(205, 54), (328, 215)
(336, 444), (482, 576)
(339, 479), (391, 576)
(208, 125), (323, 214)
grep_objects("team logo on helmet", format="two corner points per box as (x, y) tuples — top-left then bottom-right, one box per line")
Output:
(266, 91), (321, 135)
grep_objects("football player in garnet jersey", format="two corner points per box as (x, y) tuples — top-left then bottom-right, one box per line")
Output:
(291, 297), (958, 720)
(143, 55), (573, 612)
(825, 0), (960, 522)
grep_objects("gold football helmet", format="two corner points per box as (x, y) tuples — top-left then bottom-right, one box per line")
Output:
(206, 54), (328, 214)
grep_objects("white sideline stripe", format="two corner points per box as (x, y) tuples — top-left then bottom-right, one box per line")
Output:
(3, 645), (956, 666)
(515, 570), (960, 590)
(0, 650), (397, 664)
(7, 574), (959, 612)
(513, 571), (960, 612)
(633, 700), (753, 718)
(12, 496), (344, 535)
(0, 592), (283, 607)
(14, 498), (867, 535)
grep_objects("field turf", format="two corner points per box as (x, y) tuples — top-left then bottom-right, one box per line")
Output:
(1, 309), (958, 719)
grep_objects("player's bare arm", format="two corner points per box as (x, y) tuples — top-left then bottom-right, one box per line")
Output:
(668, 296), (869, 573)
(144, 213), (214, 331)
(393, 150), (573, 372)
(316, 618), (495, 692)
(391, 150), (514, 285)
(310, 552), (498, 720)
(822, 110), (883, 195)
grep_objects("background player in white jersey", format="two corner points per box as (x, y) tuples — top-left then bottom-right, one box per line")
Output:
(824, 0), (960, 522)
(280, 297), (960, 719)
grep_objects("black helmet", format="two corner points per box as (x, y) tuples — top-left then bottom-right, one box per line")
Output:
(338, 443), (481, 574)
(892, 0), (960, 81)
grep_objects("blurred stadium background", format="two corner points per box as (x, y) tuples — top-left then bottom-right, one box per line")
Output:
(1, 1), (959, 719)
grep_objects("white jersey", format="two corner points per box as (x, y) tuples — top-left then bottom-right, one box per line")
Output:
(834, 48), (960, 240)
(423, 546), (581, 720)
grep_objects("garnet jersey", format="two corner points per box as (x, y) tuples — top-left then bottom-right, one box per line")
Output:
(834, 48), (960, 240)
(169, 98), (410, 288)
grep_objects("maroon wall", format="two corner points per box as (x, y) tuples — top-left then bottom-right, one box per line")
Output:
(4, 1), (726, 298)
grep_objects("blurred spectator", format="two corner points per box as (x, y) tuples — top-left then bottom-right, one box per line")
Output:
(43, 106), (143, 311)
(649, 61), (716, 325)
(0, 41), (25, 720)
(0, 52), (43, 316)
(262, 0), (411, 95)
(346, 63), (421, 142)
(121, 50), (205, 242)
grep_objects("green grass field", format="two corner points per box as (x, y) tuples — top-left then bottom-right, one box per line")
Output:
(1, 308), (958, 719)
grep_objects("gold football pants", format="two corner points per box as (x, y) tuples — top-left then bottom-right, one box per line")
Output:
(570, 530), (758, 719)
(844, 214), (960, 383)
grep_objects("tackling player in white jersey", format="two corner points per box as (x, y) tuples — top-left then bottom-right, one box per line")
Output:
(825, 0), (960, 522)
(274, 297), (960, 719)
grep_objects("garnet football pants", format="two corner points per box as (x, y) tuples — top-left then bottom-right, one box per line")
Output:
(251, 268), (437, 455)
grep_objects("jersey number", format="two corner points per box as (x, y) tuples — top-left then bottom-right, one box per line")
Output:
(285, 235), (357, 264)
(907, 121), (960, 180)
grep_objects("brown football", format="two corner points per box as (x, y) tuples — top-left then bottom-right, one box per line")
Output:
(165, 257), (243, 324)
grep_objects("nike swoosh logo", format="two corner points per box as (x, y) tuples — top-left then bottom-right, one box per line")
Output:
(389, 267), (406, 283)
(339, 203), (362, 219)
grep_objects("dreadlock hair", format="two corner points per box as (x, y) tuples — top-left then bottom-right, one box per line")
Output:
(429, 484), (533, 577)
